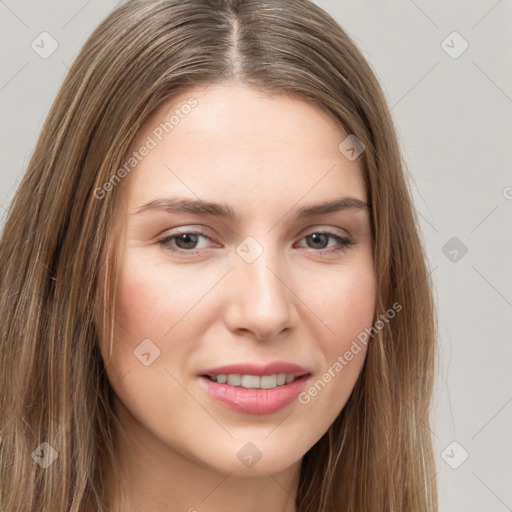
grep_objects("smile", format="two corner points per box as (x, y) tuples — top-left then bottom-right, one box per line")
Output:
(198, 374), (310, 415)
(204, 373), (298, 389)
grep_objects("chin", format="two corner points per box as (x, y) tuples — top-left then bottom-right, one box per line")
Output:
(196, 438), (306, 477)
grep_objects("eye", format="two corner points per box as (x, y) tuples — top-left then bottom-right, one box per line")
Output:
(156, 229), (355, 256)
(157, 231), (213, 254)
(295, 230), (355, 257)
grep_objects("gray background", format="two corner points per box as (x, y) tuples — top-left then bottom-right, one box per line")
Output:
(1, 1), (511, 510)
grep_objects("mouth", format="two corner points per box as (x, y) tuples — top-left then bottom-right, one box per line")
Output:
(197, 362), (311, 415)
(202, 372), (305, 389)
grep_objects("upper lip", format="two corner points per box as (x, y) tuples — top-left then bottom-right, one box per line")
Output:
(200, 361), (310, 377)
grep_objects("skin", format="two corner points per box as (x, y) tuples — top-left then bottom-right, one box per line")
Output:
(100, 82), (376, 512)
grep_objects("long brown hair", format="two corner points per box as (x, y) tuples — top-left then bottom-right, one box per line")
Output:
(0, 0), (437, 510)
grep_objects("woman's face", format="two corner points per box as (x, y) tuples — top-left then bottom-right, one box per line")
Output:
(103, 83), (376, 476)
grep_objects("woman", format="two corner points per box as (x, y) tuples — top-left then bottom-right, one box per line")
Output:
(0, 0), (437, 510)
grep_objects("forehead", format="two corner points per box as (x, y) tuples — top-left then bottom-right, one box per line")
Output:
(119, 83), (367, 212)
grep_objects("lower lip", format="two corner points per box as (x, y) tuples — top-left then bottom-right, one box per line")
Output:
(198, 375), (309, 415)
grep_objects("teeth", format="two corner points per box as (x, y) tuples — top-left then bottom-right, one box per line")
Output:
(227, 374), (241, 386)
(241, 375), (260, 388)
(208, 373), (298, 389)
(260, 375), (276, 389)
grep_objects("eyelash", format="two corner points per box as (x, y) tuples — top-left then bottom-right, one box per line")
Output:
(156, 229), (355, 258)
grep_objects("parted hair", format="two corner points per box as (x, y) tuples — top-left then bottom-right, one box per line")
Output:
(0, 0), (437, 510)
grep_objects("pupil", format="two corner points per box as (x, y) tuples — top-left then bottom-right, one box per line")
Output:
(177, 233), (197, 249)
(310, 233), (327, 248)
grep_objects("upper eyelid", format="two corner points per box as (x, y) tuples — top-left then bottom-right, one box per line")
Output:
(159, 226), (353, 248)
(160, 225), (352, 240)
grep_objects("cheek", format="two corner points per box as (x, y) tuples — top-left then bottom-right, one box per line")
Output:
(108, 250), (223, 382)
(106, 255), (183, 380)
(115, 271), (165, 337)
(296, 258), (376, 402)
(335, 270), (376, 340)
(308, 260), (376, 349)
(104, 257), (204, 427)
(114, 252), (199, 342)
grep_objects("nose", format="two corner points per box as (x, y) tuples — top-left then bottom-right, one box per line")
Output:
(223, 242), (299, 341)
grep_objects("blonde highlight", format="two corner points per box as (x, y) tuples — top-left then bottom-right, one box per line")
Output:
(0, 1), (437, 510)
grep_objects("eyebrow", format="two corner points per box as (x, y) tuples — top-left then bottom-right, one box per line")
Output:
(135, 196), (370, 219)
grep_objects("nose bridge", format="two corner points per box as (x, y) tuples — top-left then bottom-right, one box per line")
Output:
(228, 234), (296, 338)
(237, 234), (287, 303)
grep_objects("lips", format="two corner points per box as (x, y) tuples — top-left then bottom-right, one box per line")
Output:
(198, 361), (311, 415)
